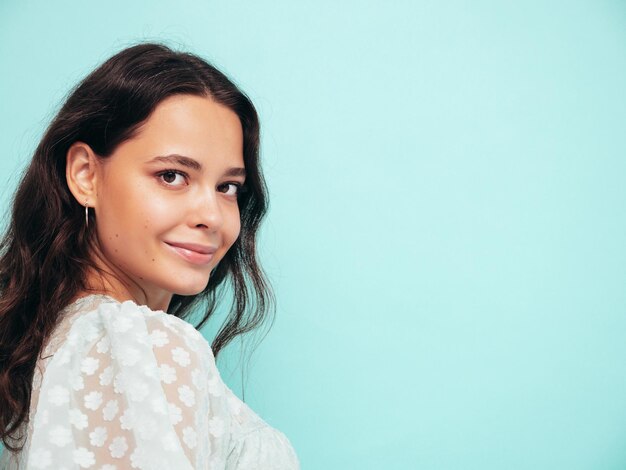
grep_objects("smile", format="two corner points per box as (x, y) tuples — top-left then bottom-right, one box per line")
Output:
(164, 242), (216, 265)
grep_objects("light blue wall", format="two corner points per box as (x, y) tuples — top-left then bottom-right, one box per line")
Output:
(1, 1), (625, 468)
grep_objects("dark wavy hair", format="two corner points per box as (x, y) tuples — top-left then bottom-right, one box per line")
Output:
(0, 42), (275, 451)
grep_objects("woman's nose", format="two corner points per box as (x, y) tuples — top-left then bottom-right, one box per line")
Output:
(190, 190), (223, 231)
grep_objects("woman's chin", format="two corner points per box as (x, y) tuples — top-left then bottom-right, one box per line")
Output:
(169, 278), (211, 297)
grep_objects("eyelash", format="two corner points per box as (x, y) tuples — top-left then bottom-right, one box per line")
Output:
(156, 169), (244, 197)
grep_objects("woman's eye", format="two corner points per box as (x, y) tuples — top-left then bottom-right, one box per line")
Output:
(157, 170), (188, 187)
(219, 182), (243, 197)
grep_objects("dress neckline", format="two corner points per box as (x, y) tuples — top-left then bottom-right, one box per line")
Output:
(65, 293), (170, 316)
(62, 293), (121, 315)
(71, 293), (120, 306)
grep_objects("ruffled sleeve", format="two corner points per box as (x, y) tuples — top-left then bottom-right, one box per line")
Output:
(222, 381), (300, 470)
(25, 299), (232, 469)
(225, 424), (300, 470)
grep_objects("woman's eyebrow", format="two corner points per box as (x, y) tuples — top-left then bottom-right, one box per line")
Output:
(148, 154), (201, 170)
(147, 154), (246, 177)
(224, 167), (247, 178)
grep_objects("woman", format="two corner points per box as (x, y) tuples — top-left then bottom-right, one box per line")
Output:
(0, 42), (299, 469)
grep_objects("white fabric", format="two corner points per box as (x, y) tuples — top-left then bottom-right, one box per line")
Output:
(0, 294), (299, 469)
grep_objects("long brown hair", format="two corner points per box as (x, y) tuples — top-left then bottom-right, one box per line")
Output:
(0, 42), (275, 451)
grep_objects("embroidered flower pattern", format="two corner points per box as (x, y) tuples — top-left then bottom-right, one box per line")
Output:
(191, 368), (206, 391)
(168, 402), (183, 426)
(23, 297), (300, 469)
(150, 329), (169, 347)
(80, 356), (100, 376)
(102, 399), (119, 421)
(208, 416), (225, 437)
(99, 365), (114, 386)
(89, 426), (107, 447)
(69, 409), (88, 430)
(119, 344), (140, 367)
(182, 426), (198, 449)
(84, 390), (103, 410)
(73, 446), (95, 468)
(159, 363), (177, 384)
(96, 336), (111, 354)
(109, 436), (128, 458)
(171, 346), (190, 367)
(178, 384), (196, 407)
(119, 408), (135, 431)
(69, 373), (85, 391)
(111, 315), (132, 333)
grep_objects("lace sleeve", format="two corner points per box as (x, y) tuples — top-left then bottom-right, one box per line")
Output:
(26, 300), (231, 470)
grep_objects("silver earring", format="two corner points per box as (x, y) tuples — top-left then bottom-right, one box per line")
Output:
(85, 200), (89, 227)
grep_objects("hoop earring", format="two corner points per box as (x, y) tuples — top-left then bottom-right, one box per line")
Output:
(85, 200), (89, 228)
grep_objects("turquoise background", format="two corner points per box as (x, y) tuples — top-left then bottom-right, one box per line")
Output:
(1, 1), (626, 468)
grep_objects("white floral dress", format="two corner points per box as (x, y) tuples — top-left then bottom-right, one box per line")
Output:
(0, 294), (299, 469)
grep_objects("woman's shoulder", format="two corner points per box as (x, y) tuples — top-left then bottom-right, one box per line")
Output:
(63, 294), (207, 346)
(31, 294), (300, 469)
(40, 294), (217, 388)
(28, 295), (233, 469)
(60, 295), (214, 367)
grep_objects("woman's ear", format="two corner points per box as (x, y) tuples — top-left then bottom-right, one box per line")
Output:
(66, 142), (100, 208)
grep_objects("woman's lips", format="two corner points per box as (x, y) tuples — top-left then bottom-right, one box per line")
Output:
(164, 242), (216, 265)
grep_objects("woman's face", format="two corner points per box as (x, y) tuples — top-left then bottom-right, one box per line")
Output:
(88, 94), (245, 309)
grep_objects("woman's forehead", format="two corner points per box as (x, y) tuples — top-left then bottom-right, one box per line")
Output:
(109, 95), (244, 168)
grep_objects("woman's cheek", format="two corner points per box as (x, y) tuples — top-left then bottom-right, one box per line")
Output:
(228, 211), (242, 245)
